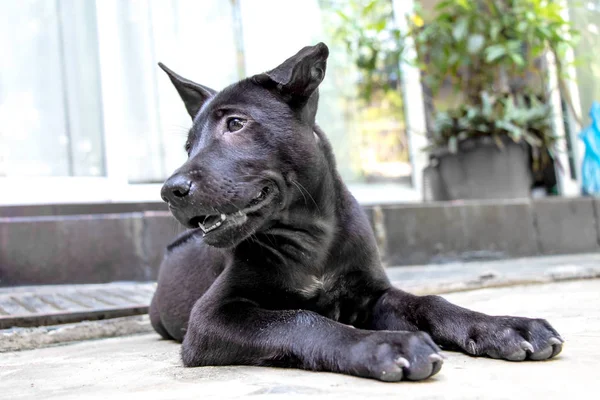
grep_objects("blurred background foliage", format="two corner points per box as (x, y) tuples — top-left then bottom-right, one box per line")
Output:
(327, 0), (579, 174)
(321, 0), (410, 181)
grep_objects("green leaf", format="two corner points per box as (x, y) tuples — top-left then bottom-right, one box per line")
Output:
(335, 10), (351, 23)
(456, 0), (469, 9)
(435, 0), (454, 11)
(509, 52), (526, 66)
(481, 92), (493, 118)
(362, 0), (377, 17)
(496, 120), (523, 141)
(447, 52), (460, 66)
(522, 131), (544, 147)
(452, 17), (469, 41)
(516, 20), (529, 33)
(448, 136), (458, 154)
(490, 22), (502, 41)
(484, 45), (506, 63)
(467, 34), (485, 54)
(525, 11), (535, 21)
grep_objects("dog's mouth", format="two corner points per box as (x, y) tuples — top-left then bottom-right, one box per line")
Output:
(189, 185), (275, 235)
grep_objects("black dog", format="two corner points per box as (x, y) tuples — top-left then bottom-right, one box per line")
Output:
(150, 43), (563, 382)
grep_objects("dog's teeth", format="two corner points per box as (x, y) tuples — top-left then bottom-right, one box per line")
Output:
(220, 214), (227, 221)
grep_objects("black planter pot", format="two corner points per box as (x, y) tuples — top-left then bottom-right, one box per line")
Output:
(423, 137), (533, 201)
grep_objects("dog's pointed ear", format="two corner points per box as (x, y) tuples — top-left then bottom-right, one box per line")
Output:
(253, 43), (329, 102)
(158, 62), (217, 119)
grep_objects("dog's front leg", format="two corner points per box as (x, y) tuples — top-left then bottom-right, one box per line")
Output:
(370, 288), (563, 361)
(181, 294), (444, 381)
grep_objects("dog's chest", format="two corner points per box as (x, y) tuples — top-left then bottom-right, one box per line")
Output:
(297, 274), (331, 298)
(293, 273), (370, 325)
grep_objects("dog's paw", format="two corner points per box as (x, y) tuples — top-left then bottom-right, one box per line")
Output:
(464, 316), (564, 361)
(347, 331), (444, 382)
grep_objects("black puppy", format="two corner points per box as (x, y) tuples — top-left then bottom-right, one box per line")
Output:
(150, 43), (563, 382)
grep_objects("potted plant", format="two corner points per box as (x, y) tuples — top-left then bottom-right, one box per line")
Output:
(423, 92), (554, 200)
(331, 0), (578, 200)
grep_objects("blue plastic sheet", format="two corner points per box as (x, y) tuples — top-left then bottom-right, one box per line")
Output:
(580, 102), (600, 195)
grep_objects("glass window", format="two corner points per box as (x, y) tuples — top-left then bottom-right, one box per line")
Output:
(0, 0), (411, 193)
(568, 0), (600, 125)
(119, 0), (240, 183)
(240, 0), (410, 184)
(0, 0), (104, 177)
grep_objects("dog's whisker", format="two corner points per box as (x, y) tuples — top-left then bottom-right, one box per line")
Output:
(292, 180), (320, 213)
(163, 124), (192, 137)
(263, 233), (277, 248)
(251, 236), (286, 264)
(291, 180), (309, 208)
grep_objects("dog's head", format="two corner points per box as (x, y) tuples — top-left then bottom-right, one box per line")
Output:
(160, 43), (329, 248)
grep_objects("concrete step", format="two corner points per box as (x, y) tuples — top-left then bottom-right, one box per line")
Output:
(2, 198), (600, 287)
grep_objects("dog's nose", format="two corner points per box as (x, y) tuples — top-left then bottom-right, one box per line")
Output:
(161, 175), (192, 204)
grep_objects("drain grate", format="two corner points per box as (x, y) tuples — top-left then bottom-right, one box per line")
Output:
(0, 283), (155, 329)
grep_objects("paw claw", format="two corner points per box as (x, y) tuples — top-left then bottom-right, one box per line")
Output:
(527, 337), (564, 361)
(429, 355), (444, 377)
(504, 341), (534, 361)
(549, 337), (563, 345)
(550, 338), (564, 358)
(521, 341), (534, 353)
(395, 357), (410, 368)
(467, 339), (477, 355)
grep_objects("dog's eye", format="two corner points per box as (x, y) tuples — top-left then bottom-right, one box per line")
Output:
(184, 141), (191, 153)
(226, 118), (246, 132)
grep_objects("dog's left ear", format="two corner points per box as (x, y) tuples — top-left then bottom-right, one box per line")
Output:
(253, 43), (329, 103)
(158, 62), (217, 119)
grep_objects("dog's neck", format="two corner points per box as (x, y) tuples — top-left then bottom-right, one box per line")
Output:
(235, 125), (360, 277)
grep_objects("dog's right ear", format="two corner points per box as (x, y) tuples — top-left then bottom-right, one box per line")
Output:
(253, 43), (329, 104)
(158, 63), (216, 120)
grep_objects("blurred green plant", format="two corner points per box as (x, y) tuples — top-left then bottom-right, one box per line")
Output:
(321, 0), (409, 177)
(410, 0), (578, 103)
(328, 0), (579, 171)
(327, 0), (402, 100)
(430, 93), (557, 170)
(432, 94), (552, 150)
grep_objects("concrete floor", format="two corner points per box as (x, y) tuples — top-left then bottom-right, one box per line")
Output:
(1, 279), (599, 400)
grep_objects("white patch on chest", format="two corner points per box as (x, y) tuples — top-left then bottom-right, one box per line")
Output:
(298, 274), (334, 297)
